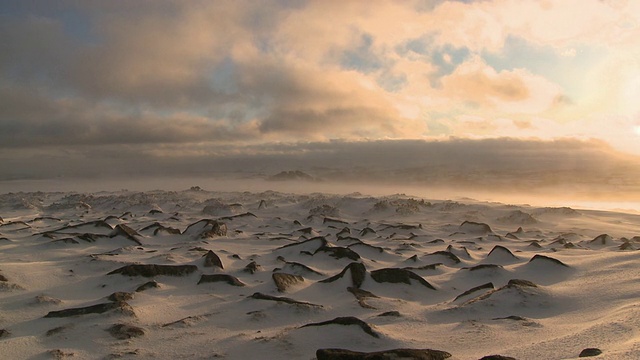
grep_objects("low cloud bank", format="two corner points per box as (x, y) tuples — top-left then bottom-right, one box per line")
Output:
(2, 138), (639, 198)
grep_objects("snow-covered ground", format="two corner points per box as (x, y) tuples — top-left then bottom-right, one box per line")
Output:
(1, 188), (639, 359)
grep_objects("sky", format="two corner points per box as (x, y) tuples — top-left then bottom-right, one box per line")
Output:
(1, 0), (640, 196)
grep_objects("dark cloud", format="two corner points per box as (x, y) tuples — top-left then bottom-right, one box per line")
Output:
(2, 138), (639, 202)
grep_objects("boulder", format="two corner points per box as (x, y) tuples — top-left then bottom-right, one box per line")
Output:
(108, 264), (198, 277)
(316, 348), (452, 359)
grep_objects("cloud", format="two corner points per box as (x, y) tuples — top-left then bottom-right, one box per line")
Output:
(1, 0), (639, 159)
(2, 138), (639, 203)
(440, 56), (563, 114)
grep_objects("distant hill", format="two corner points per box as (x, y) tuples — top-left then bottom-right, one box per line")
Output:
(267, 170), (316, 181)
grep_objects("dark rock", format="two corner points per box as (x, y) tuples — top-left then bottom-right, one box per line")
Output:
(315, 246), (361, 261)
(0, 274), (7, 282)
(579, 348), (602, 357)
(272, 273), (304, 292)
(320, 262), (367, 288)
(487, 245), (518, 259)
(135, 280), (159, 292)
(108, 264), (198, 277)
(324, 217), (349, 225)
(301, 316), (379, 338)
(459, 221), (493, 234)
(49, 349), (75, 359)
(44, 301), (134, 318)
(244, 261), (261, 274)
(0, 329), (9, 338)
(493, 315), (528, 321)
(77, 233), (106, 242)
(453, 282), (494, 302)
(590, 234), (612, 245)
(463, 264), (503, 271)
(258, 200), (267, 209)
(109, 224), (143, 245)
(507, 279), (538, 288)
(108, 292), (134, 302)
(377, 311), (401, 317)
(370, 268), (436, 290)
(274, 236), (327, 253)
(316, 348), (452, 360)
(249, 292), (322, 307)
(528, 254), (569, 267)
(183, 219), (227, 238)
(107, 323), (145, 340)
(202, 250), (224, 269)
(479, 356), (517, 360)
(359, 227), (376, 237)
(198, 274), (245, 286)
(139, 222), (181, 235)
(427, 251), (461, 264)
(218, 212), (257, 221)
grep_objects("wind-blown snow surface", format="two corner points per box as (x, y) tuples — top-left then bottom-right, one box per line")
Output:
(1, 189), (639, 359)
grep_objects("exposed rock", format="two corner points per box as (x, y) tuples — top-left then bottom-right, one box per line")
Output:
(497, 210), (538, 225)
(135, 280), (159, 292)
(324, 217), (349, 225)
(139, 222), (181, 235)
(320, 262), (367, 288)
(359, 227), (376, 237)
(272, 273), (304, 292)
(579, 348), (602, 357)
(453, 282), (494, 302)
(301, 316), (379, 338)
(107, 292), (134, 302)
(109, 224), (143, 245)
(459, 221), (493, 234)
(48, 349), (75, 359)
(528, 254), (569, 267)
(162, 315), (208, 328)
(78, 233), (105, 242)
(249, 292), (322, 307)
(108, 264), (198, 277)
(244, 261), (261, 274)
(316, 348), (452, 359)
(44, 301), (134, 318)
(315, 245), (361, 261)
(274, 236), (327, 253)
(377, 311), (401, 317)
(492, 315), (528, 321)
(107, 323), (145, 340)
(427, 251), (461, 264)
(202, 250), (224, 269)
(0, 329), (9, 338)
(590, 234), (612, 245)
(370, 268), (436, 290)
(198, 274), (245, 286)
(487, 245), (518, 259)
(258, 200), (268, 209)
(183, 219), (227, 238)
(0, 274), (7, 282)
(462, 264), (503, 271)
(507, 279), (538, 288)
(479, 356), (517, 360)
